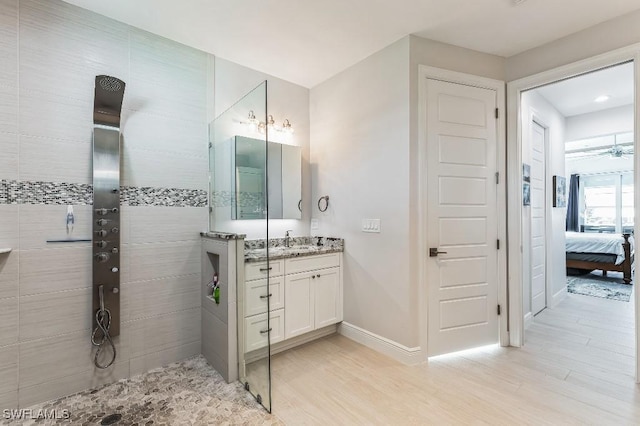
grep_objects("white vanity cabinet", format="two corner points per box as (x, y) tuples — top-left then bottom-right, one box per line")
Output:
(284, 253), (342, 339)
(243, 252), (343, 352)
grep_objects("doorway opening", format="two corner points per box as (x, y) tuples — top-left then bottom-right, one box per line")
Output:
(517, 61), (636, 385)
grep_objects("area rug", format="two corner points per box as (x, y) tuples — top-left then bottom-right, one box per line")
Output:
(566, 273), (632, 302)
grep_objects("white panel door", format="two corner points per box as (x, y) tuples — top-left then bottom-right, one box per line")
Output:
(426, 79), (500, 357)
(531, 122), (547, 316)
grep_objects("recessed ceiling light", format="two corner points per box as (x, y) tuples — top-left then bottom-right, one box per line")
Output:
(594, 95), (610, 103)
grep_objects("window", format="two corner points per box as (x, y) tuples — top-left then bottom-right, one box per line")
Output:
(581, 172), (634, 233)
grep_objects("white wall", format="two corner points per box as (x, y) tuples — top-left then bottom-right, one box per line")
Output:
(211, 58), (311, 240)
(506, 9), (640, 82)
(310, 38), (414, 347)
(565, 104), (634, 142)
(0, 0), (209, 409)
(521, 90), (567, 320)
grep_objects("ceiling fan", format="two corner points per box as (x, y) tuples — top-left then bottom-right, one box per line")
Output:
(566, 134), (634, 159)
(604, 136), (633, 158)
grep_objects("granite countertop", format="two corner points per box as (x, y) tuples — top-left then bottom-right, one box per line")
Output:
(201, 231), (247, 240)
(244, 237), (344, 262)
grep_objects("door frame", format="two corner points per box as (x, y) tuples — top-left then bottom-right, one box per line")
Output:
(418, 65), (508, 359)
(506, 45), (640, 381)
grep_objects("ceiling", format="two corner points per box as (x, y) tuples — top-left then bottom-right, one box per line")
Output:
(63, 0), (640, 88)
(534, 62), (634, 117)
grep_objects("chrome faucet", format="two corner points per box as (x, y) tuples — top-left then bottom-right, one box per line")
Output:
(285, 230), (294, 247)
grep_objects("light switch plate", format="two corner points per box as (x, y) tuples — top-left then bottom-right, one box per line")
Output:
(311, 218), (319, 230)
(362, 219), (380, 233)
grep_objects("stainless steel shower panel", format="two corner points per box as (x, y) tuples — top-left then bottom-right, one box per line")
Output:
(92, 75), (125, 339)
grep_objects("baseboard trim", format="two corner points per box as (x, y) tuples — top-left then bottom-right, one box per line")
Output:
(524, 312), (533, 329)
(338, 322), (423, 365)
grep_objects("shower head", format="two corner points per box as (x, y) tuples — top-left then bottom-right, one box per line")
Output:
(94, 75), (126, 127)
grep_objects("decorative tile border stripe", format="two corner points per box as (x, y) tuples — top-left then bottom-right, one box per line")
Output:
(121, 186), (208, 207)
(0, 180), (207, 207)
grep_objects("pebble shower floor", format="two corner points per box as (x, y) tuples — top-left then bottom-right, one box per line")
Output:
(3, 356), (282, 426)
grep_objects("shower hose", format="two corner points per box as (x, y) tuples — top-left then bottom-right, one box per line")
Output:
(91, 285), (117, 369)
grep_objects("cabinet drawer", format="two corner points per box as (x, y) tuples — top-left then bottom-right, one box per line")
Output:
(245, 259), (284, 281)
(244, 276), (284, 316)
(245, 309), (284, 352)
(284, 253), (340, 275)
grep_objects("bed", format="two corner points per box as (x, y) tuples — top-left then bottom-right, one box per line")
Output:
(565, 232), (634, 284)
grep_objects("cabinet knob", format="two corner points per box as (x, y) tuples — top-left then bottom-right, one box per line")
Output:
(312, 275), (316, 279)
(317, 274), (321, 278)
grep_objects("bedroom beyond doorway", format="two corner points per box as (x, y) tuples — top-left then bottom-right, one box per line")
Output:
(519, 61), (636, 383)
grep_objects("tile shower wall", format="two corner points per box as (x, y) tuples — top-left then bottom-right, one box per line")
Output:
(0, 0), (210, 408)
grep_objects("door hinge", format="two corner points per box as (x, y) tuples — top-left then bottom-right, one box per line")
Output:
(497, 305), (502, 315)
(496, 239), (500, 250)
(495, 108), (499, 119)
(495, 172), (499, 184)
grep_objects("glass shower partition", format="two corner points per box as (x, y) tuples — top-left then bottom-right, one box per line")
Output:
(208, 81), (272, 412)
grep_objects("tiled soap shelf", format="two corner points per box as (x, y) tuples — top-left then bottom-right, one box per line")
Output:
(0, 248), (12, 254)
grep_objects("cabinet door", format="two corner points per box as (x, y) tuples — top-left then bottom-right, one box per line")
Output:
(314, 267), (341, 328)
(284, 272), (314, 339)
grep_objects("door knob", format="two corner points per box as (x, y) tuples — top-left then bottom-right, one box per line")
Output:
(429, 248), (448, 257)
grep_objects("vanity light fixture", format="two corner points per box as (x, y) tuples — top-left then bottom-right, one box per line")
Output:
(246, 111), (294, 135)
(282, 119), (294, 134)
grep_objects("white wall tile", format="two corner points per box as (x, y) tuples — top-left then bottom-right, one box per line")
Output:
(19, 90), (92, 143)
(124, 307), (200, 359)
(18, 361), (129, 408)
(119, 243), (130, 285)
(19, 136), (92, 184)
(0, 205), (19, 249)
(122, 110), (207, 158)
(0, 84), (17, 134)
(19, 205), (92, 250)
(0, 390), (18, 411)
(119, 205), (131, 245)
(20, 247), (91, 295)
(121, 274), (200, 322)
(20, 288), (91, 341)
(129, 207), (207, 244)
(129, 340), (200, 377)
(127, 29), (206, 123)
(0, 298), (18, 345)
(0, 344), (18, 395)
(0, 132), (18, 180)
(122, 147), (208, 191)
(19, 0), (128, 102)
(18, 329), (127, 389)
(0, 0), (17, 88)
(129, 241), (201, 282)
(0, 250), (18, 300)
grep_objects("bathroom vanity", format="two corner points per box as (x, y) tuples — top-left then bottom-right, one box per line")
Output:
(241, 237), (344, 356)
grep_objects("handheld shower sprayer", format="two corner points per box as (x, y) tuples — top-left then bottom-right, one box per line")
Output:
(92, 285), (116, 369)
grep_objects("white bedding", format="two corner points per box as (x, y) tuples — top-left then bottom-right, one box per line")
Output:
(565, 232), (635, 265)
